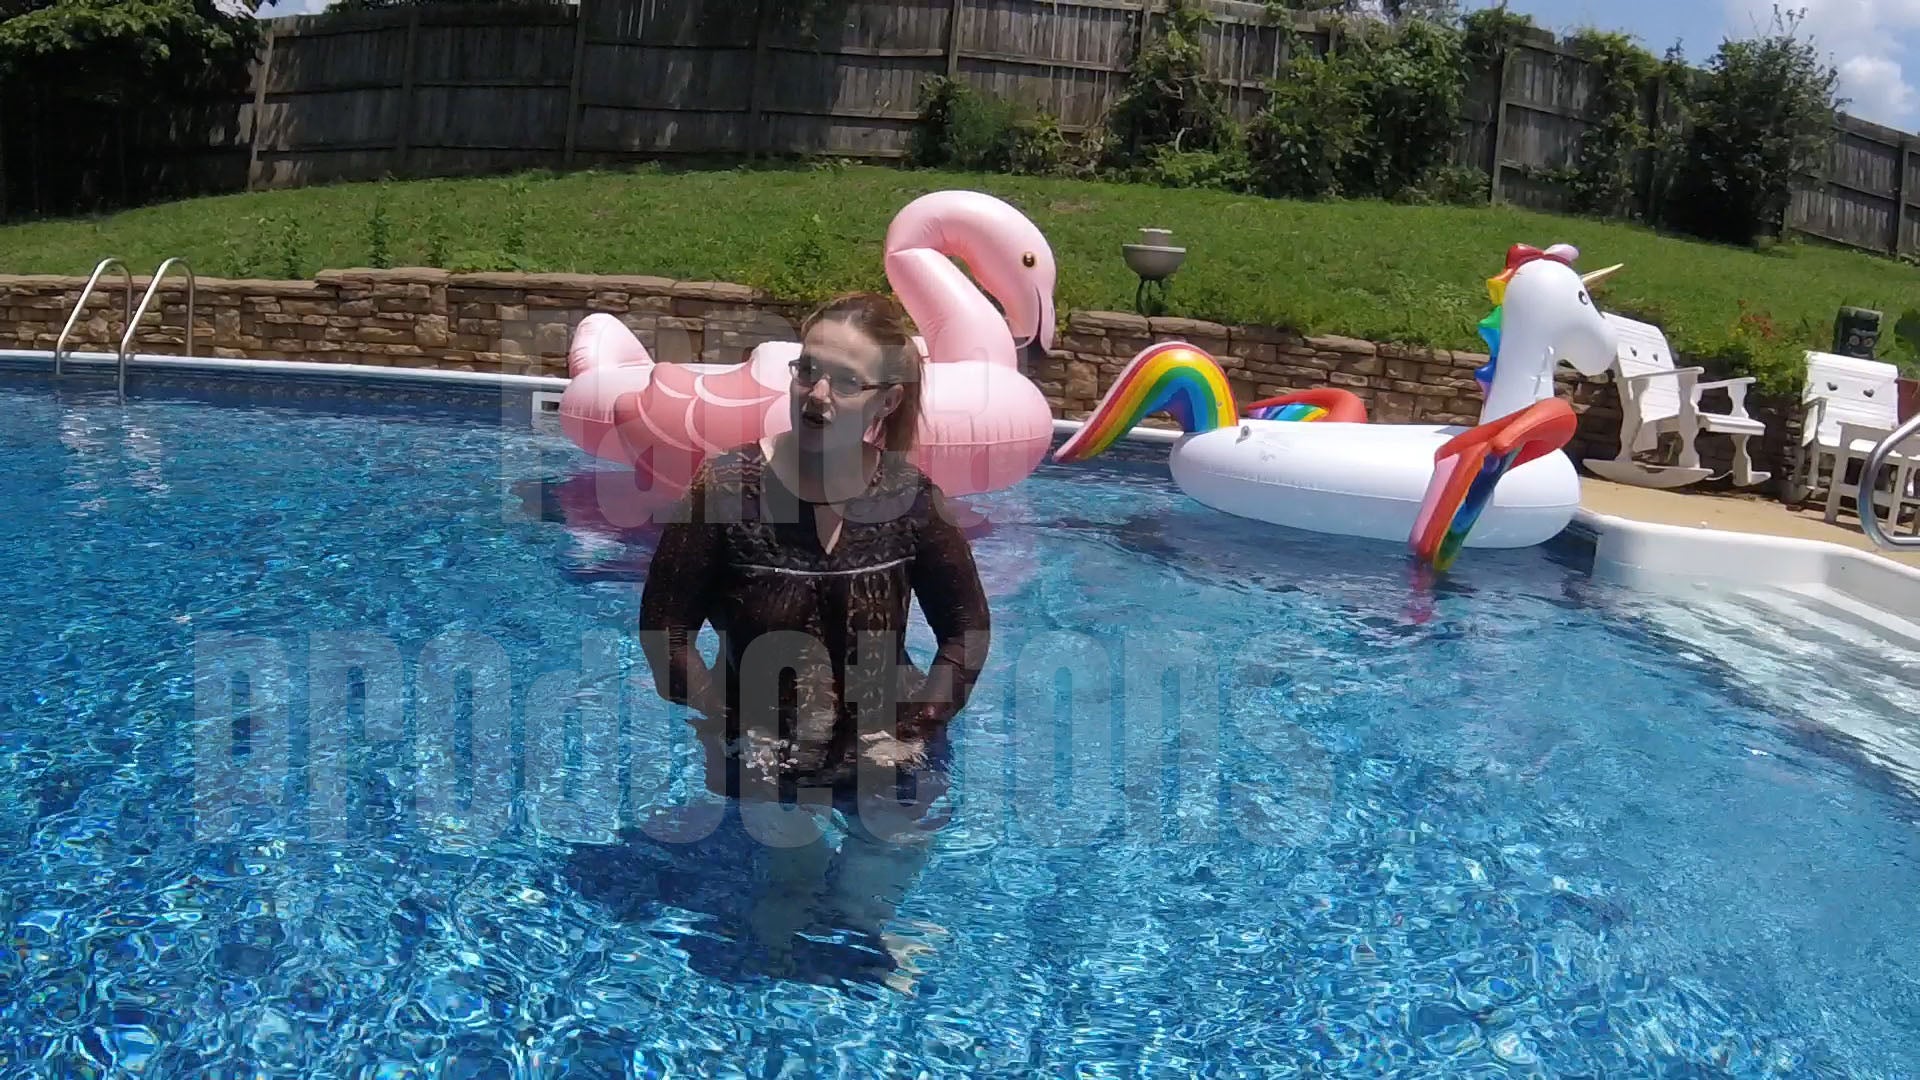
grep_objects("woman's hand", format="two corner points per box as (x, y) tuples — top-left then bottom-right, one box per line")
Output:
(892, 700), (947, 745)
(691, 689), (730, 726)
(860, 730), (927, 770)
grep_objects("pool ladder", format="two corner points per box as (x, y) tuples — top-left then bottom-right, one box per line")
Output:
(54, 256), (196, 400)
(1857, 413), (1920, 551)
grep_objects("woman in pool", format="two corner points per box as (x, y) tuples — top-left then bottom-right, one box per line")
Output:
(638, 291), (991, 978)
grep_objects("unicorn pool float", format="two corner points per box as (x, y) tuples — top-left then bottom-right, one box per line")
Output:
(559, 190), (1057, 501)
(1055, 244), (1623, 570)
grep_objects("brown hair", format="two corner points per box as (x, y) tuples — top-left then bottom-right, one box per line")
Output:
(800, 291), (925, 453)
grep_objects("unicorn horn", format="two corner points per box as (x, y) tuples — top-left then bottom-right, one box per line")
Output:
(1582, 264), (1624, 286)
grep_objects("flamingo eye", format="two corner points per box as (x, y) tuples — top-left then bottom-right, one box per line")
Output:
(1022, 252), (1037, 268)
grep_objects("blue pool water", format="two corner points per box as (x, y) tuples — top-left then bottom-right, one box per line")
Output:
(4, 375), (1920, 1077)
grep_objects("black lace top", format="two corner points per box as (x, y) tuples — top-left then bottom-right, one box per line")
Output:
(638, 443), (991, 797)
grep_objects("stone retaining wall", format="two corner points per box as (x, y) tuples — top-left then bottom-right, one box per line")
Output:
(6, 266), (1795, 480)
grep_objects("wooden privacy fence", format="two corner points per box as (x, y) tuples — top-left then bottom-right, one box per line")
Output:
(70, 0), (1920, 259)
(1787, 112), (1920, 257)
(244, 0), (1330, 185)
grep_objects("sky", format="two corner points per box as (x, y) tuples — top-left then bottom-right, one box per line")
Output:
(257, 0), (329, 15)
(1470, 0), (1920, 131)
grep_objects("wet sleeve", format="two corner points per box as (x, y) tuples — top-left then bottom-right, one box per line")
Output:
(639, 465), (725, 715)
(901, 482), (992, 741)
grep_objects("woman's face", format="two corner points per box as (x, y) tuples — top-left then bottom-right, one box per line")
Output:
(790, 319), (901, 453)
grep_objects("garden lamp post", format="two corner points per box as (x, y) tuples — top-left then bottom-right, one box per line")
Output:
(1124, 227), (1186, 316)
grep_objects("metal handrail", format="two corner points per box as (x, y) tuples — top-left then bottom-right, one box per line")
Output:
(117, 257), (195, 399)
(1857, 411), (1920, 550)
(54, 258), (133, 377)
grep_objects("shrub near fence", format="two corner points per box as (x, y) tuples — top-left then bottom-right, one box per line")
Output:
(0, 0), (1915, 260)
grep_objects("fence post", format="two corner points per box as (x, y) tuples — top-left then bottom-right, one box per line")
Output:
(563, 0), (591, 168)
(748, 0), (771, 159)
(246, 27), (276, 192)
(1896, 139), (1910, 257)
(1488, 47), (1512, 205)
(947, 0), (965, 79)
(1638, 71), (1665, 222)
(394, 8), (421, 177)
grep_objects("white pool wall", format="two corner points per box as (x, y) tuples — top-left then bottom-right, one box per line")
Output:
(14, 348), (1920, 620)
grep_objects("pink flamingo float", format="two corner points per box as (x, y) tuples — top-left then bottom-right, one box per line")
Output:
(558, 190), (1059, 503)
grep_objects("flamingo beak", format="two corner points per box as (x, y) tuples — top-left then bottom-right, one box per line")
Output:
(1019, 337), (1049, 374)
(1581, 264), (1624, 287)
(1017, 283), (1054, 373)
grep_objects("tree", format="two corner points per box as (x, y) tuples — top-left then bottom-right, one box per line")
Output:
(0, 0), (259, 98)
(0, 0), (260, 216)
(1265, 0), (1458, 24)
(1661, 7), (1841, 245)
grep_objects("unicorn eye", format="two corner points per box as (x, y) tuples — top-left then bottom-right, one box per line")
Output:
(1578, 292), (1591, 306)
(1022, 252), (1037, 268)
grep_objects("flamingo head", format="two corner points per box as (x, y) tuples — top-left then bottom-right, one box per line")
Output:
(885, 190), (1058, 364)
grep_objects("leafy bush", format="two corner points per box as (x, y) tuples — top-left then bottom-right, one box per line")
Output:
(1107, 0), (1234, 165)
(365, 186), (394, 269)
(501, 176), (532, 267)
(910, 78), (1065, 176)
(1009, 112), (1069, 177)
(0, 0), (260, 216)
(1659, 9), (1840, 246)
(1459, 5), (1535, 68)
(1643, 44), (1694, 230)
(1566, 30), (1659, 218)
(1247, 42), (1366, 198)
(1710, 300), (1806, 395)
(223, 215), (272, 279)
(1408, 164), (1491, 205)
(767, 212), (832, 303)
(1247, 19), (1468, 201)
(424, 202), (451, 269)
(275, 215), (309, 281)
(1345, 18), (1467, 199)
(1140, 143), (1254, 192)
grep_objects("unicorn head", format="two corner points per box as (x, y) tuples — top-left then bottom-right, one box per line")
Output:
(1475, 244), (1622, 424)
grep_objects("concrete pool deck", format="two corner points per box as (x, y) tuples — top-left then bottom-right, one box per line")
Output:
(1579, 477), (1920, 567)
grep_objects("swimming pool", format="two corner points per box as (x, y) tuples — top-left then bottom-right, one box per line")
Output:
(4, 373), (1920, 1077)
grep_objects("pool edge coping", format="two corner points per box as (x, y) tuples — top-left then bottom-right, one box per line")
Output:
(1, 348), (571, 392)
(1061, 417), (1920, 615)
(1573, 506), (1920, 613)
(15, 349), (1919, 616)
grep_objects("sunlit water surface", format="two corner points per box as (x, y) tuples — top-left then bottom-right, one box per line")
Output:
(2, 379), (1918, 1077)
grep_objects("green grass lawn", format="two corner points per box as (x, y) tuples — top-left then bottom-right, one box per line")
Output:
(4, 162), (1917, 392)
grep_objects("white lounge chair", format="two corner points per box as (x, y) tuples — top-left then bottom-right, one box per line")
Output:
(1784, 351), (1920, 529)
(1583, 312), (1771, 490)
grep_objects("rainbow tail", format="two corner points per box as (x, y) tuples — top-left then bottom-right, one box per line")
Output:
(1409, 398), (1577, 572)
(1054, 342), (1236, 463)
(1243, 388), (1369, 424)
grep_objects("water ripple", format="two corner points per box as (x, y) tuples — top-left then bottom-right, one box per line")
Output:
(0, 387), (1917, 1075)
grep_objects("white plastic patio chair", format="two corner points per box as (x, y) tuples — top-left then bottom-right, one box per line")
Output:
(1783, 351), (1920, 529)
(1582, 312), (1771, 490)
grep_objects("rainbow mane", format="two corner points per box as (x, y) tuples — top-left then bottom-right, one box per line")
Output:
(1246, 401), (1329, 422)
(1475, 304), (1502, 394)
(1053, 342), (1236, 463)
(1476, 244), (1572, 396)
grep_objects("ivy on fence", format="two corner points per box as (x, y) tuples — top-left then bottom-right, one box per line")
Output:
(1565, 30), (1660, 219)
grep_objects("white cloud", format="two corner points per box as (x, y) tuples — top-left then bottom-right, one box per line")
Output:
(1723, 0), (1920, 126)
(256, 0), (333, 15)
(1839, 52), (1918, 121)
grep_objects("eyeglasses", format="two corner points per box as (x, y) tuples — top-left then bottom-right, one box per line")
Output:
(790, 357), (887, 397)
